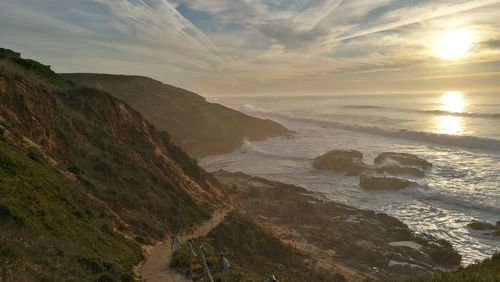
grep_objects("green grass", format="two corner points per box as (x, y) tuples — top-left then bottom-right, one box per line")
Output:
(408, 253), (499, 282)
(0, 54), (217, 280)
(1, 55), (211, 241)
(0, 142), (142, 281)
(171, 212), (340, 282)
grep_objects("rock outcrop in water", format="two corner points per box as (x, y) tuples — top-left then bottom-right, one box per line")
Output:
(375, 152), (432, 168)
(467, 220), (500, 237)
(313, 150), (372, 176)
(373, 152), (431, 179)
(313, 150), (432, 190)
(359, 173), (416, 190)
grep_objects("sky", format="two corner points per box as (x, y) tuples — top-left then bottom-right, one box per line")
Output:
(1, 0), (500, 96)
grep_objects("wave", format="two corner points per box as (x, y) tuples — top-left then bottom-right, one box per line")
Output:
(342, 105), (500, 119)
(320, 120), (500, 152)
(408, 187), (500, 215)
(239, 138), (308, 160)
(249, 110), (500, 151)
(236, 104), (500, 152)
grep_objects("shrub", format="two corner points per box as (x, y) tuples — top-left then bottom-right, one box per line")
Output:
(0, 204), (25, 226)
(0, 152), (17, 175)
(26, 148), (43, 163)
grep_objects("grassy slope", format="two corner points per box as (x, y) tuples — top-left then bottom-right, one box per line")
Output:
(0, 53), (224, 280)
(0, 141), (142, 281)
(1, 55), (217, 235)
(171, 212), (338, 282)
(410, 253), (499, 282)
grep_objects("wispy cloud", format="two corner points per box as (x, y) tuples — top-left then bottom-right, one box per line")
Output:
(1, 0), (499, 94)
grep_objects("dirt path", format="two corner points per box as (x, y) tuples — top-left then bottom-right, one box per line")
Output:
(138, 210), (230, 282)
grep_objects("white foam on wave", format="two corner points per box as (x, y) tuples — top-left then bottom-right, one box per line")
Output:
(388, 260), (425, 269)
(377, 158), (401, 168)
(343, 105), (500, 119)
(241, 109), (500, 152)
(389, 241), (422, 250)
(239, 138), (308, 161)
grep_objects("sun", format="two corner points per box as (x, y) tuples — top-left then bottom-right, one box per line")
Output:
(436, 29), (473, 60)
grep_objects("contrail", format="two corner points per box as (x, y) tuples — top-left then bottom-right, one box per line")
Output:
(136, 0), (154, 10)
(130, 0), (224, 61)
(308, 0), (344, 31)
(158, 0), (227, 62)
(320, 0), (500, 46)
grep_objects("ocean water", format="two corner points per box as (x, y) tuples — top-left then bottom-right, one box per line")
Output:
(200, 91), (500, 265)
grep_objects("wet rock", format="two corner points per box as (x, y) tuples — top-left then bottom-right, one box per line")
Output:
(313, 150), (372, 176)
(359, 173), (415, 190)
(375, 152), (432, 168)
(467, 221), (496, 231)
(416, 235), (462, 266)
(468, 220), (500, 237)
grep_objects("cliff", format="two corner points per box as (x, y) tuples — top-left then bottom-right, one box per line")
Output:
(62, 73), (290, 157)
(0, 51), (226, 280)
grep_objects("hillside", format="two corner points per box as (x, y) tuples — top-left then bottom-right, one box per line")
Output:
(0, 49), (226, 280)
(62, 73), (290, 157)
(172, 212), (335, 281)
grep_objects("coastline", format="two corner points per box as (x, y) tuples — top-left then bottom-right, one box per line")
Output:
(208, 170), (462, 280)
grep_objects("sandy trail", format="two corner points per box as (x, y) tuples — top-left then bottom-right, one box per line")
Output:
(139, 210), (230, 282)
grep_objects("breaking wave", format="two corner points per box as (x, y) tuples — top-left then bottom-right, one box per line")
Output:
(249, 111), (500, 152)
(342, 105), (500, 119)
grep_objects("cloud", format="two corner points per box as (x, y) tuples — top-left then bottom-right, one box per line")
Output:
(1, 0), (500, 94)
(481, 39), (500, 49)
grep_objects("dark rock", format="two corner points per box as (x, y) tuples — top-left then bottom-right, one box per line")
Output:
(313, 150), (372, 176)
(467, 221), (496, 231)
(416, 235), (462, 266)
(375, 152), (432, 168)
(376, 166), (425, 177)
(346, 162), (373, 176)
(359, 173), (415, 190)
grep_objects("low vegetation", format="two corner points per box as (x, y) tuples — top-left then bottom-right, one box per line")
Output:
(1, 51), (224, 279)
(63, 73), (290, 157)
(410, 253), (499, 282)
(0, 142), (142, 281)
(171, 212), (336, 282)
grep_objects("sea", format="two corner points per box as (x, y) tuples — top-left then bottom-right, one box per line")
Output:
(200, 91), (500, 265)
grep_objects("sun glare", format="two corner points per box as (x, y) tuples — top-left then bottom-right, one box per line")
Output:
(436, 116), (463, 135)
(436, 29), (473, 60)
(436, 91), (464, 135)
(442, 91), (464, 113)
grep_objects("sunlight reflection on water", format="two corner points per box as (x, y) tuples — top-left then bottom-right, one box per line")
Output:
(442, 91), (464, 113)
(436, 91), (464, 134)
(436, 116), (463, 135)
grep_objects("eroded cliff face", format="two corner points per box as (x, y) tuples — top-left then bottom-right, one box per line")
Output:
(0, 53), (227, 241)
(62, 73), (290, 157)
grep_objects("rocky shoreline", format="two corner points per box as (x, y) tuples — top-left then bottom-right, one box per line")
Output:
(213, 170), (461, 280)
(313, 150), (432, 190)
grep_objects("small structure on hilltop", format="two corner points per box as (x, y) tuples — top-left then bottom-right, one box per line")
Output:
(0, 48), (21, 59)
